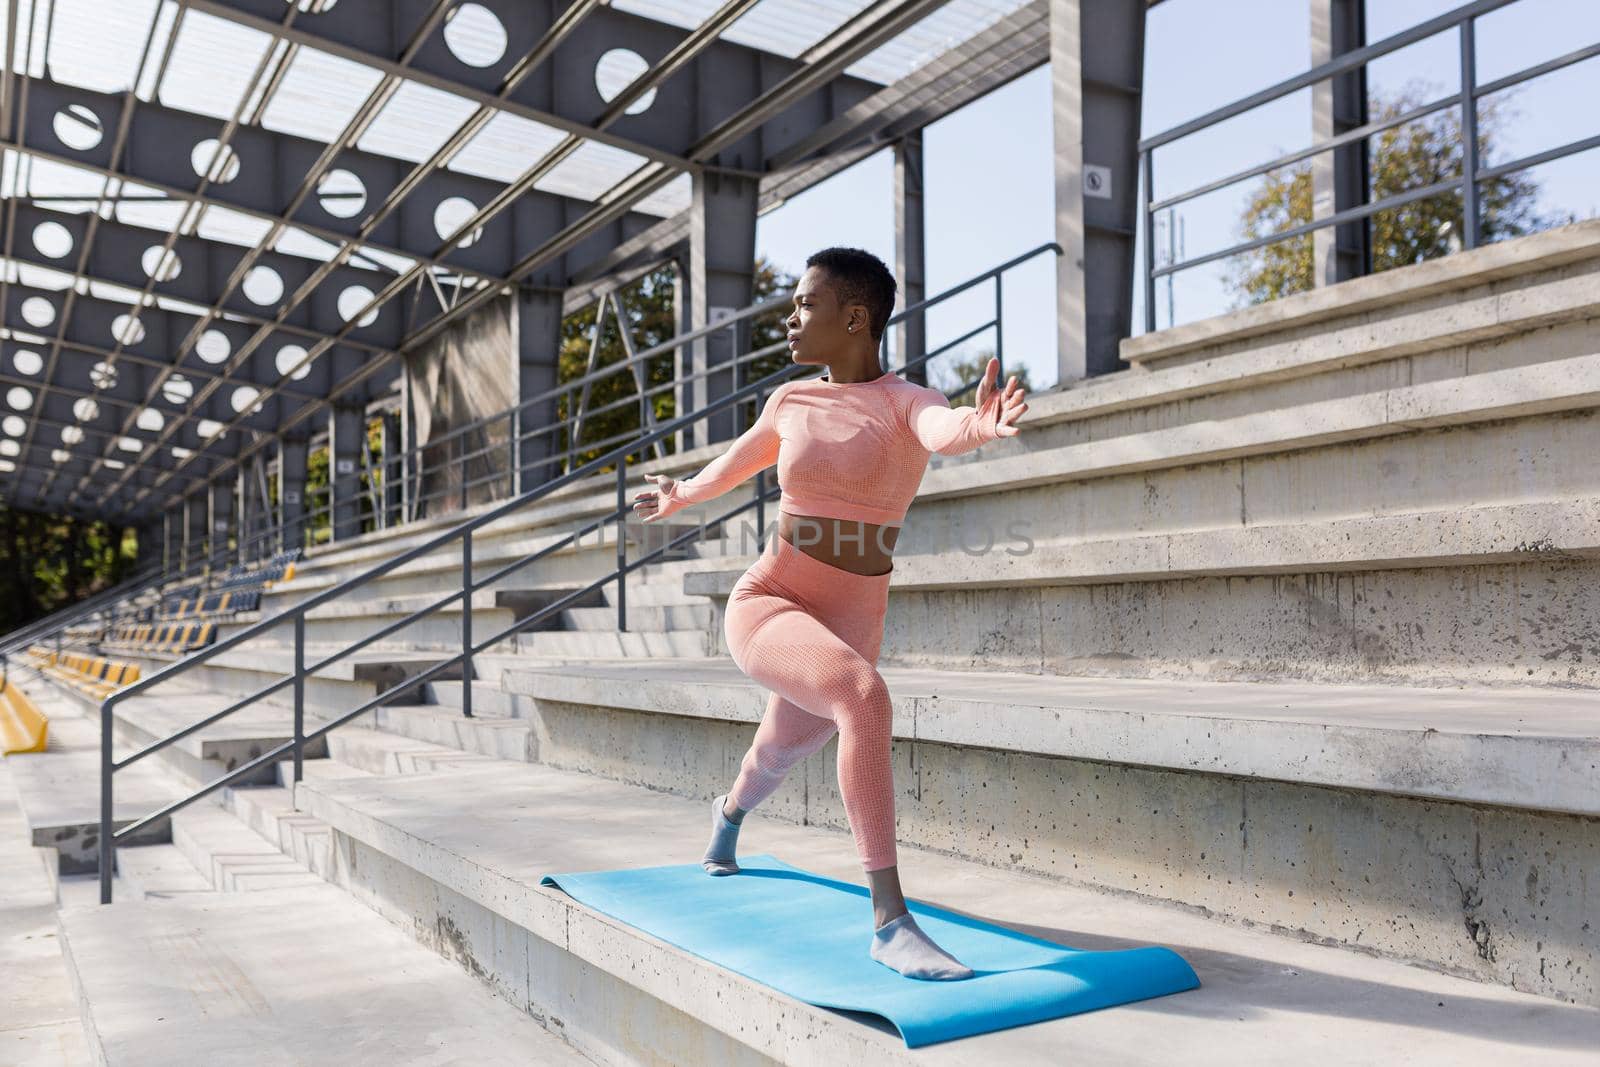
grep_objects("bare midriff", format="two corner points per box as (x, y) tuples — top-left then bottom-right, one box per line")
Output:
(778, 511), (899, 576)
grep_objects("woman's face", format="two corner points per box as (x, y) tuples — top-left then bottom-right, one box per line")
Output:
(785, 266), (863, 365)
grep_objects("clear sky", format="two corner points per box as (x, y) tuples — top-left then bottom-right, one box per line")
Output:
(754, 0), (1600, 391)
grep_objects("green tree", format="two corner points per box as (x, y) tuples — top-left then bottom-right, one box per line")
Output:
(557, 257), (794, 473)
(927, 348), (1034, 408)
(1224, 82), (1567, 307)
(0, 505), (137, 632)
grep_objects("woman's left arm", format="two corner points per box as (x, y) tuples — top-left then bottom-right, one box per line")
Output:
(906, 356), (1026, 456)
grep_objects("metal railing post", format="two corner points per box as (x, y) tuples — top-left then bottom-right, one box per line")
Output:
(99, 696), (114, 904)
(616, 464), (627, 632)
(293, 614), (305, 784)
(1459, 16), (1480, 250)
(508, 410), (519, 498)
(461, 530), (473, 719)
(1143, 149), (1157, 334)
(994, 273), (1005, 378)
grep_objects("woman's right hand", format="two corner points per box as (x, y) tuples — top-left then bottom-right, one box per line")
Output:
(633, 472), (680, 523)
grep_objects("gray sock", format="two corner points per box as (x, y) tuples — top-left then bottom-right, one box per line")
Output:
(870, 912), (974, 980)
(702, 793), (741, 875)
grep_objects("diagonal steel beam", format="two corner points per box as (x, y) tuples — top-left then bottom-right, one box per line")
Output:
(110, 0), (960, 518)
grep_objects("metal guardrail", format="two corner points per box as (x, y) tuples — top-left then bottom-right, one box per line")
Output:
(338, 292), (802, 535)
(1139, 0), (1599, 331)
(94, 241), (1062, 904)
(158, 292), (801, 560)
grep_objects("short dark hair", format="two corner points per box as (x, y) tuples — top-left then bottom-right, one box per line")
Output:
(805, 247), (897, 342)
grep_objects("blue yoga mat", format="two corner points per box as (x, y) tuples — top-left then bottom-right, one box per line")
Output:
(540, 852), (1199, 1048)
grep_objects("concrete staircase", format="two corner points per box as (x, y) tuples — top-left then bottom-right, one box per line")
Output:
(8, 219), (1600, 1062)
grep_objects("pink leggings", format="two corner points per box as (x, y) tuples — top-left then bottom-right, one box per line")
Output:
(724, 531), (898, 872)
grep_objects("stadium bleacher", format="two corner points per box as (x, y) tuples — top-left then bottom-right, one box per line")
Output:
(106, 549), (300, 656)
(24, 649), (141, 702)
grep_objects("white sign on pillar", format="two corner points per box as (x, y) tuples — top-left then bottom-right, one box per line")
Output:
(1083, 164), (1112, 200)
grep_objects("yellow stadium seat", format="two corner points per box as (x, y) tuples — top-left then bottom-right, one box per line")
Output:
(0, 682), (47, 755)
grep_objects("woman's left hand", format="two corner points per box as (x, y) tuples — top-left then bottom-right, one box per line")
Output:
(974, 356), (1028, 437)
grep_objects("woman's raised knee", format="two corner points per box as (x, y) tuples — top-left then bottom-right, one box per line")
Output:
(833, 665), (892, 729)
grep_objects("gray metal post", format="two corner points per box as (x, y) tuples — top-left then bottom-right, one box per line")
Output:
(99, 698), (113, 904)
(894, 132), (928, 385)
(688, 168), (759, 447)
(1459, 16), (1480, 249)
(616, 465), (627, 633)
(185, 493), (208, 571)
(329, 404), (364, 542)
(293, 614), (305, 785)
(517, 289), (564, 497)
(382, 411), (403, 527)
(1312, 0), (1370, 285)
(279, 436), (308, 554)
(461, 531), (473, 719)
(672, 260), (693, 457)
(1050, 0), (1146, 372)
(208, 479), (236, 569)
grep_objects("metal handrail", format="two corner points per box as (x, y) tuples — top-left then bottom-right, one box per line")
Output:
(96, 241), (1062, 903)
(1139, 0), (1596, 330)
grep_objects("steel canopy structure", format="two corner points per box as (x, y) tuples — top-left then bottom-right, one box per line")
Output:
(2, 0), (1165, 551)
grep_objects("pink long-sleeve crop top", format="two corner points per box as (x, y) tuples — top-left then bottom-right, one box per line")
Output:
(650, 369), (1003, 527)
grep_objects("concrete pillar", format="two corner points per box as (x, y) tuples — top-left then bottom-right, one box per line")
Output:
(208, 479), (235, 568)
(279, 435), (308, 555)
(894, 132), (928, 386)
(516, 288), (564, 494)
(163, 511), (182, 575)
(382, 411), (404, 525)
(184, 493), (208, 571)
(236, 464), (257, 562)
(1050, 0), (1146, 378)
(672, 260), (693, 457)
(135, 520), (161, 572)
(1311, 0), (1369, 286)
(689, 168), (759, 445)
(329, 404), (363, 542)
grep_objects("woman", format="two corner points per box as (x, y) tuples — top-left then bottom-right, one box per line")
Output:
(633, 247), (1028, 980)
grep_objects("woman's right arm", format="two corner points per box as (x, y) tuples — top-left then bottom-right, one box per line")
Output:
(637, 384), (788, 523)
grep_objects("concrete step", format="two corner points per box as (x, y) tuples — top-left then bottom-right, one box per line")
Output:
(109, 692), (333, 790)
(323, 725), (503, 777)
(111, 842), (214, 900)
(377, 701), (533, 761)
(11, 712), (188, 874)
(562, 602), (712, 631)
(55, 882), (599, 1065)
(498, 658), (1600, 1005)
(599, 571), (720, 607)
(422, 679), (524, 719)
(120, 645), (463, 716)
(288, 758), (1600, 1065)
(515, 628), (709, 659)
(272, 520), (639, 607)
(218, 593), (516, 651)
(223, 772), (354, 881)
(681, 497), (1600, 689)
(0, 754), (92, 1066)
(168, 803), (324, 893)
